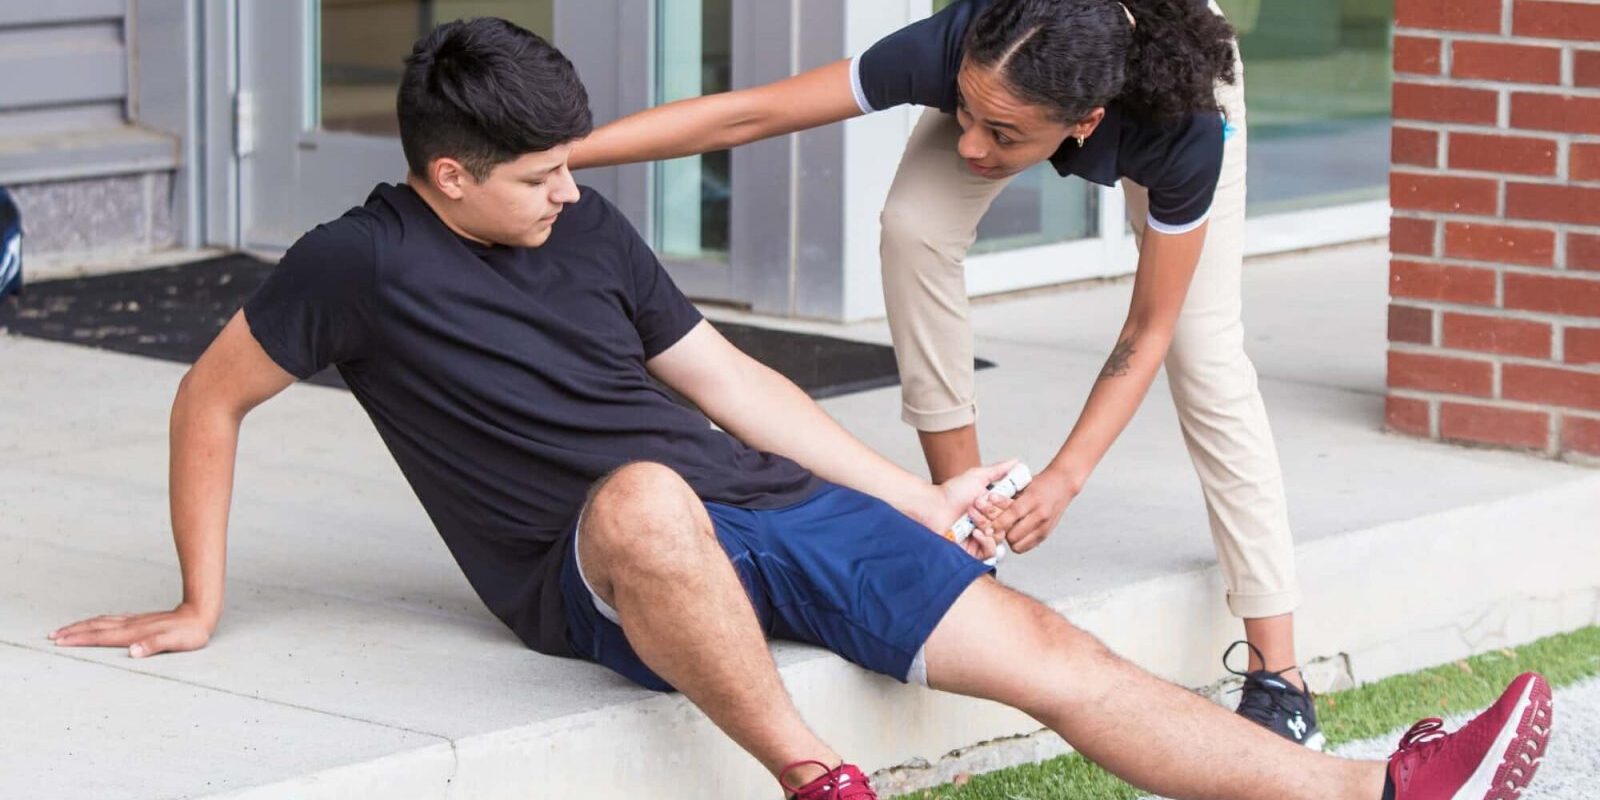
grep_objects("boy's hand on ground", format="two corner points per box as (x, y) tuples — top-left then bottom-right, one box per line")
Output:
(49, 603), (216, 658)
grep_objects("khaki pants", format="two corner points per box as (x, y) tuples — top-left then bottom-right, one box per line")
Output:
(878, 50), (1300, 620)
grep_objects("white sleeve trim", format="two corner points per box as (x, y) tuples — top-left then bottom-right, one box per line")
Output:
(1145, 206), (1211, 236)
(849, 55), (875, 115)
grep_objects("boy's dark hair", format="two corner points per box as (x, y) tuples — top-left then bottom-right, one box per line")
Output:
(398, 18), (593, 180)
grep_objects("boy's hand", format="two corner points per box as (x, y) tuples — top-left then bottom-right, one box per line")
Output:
(909, 459), (1019, 558)
(49, 603), (216, 658)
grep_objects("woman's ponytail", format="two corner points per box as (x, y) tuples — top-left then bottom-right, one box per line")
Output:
(1118, 0), (1238, 123)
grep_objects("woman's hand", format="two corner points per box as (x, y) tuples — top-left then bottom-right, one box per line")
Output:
(983, 466), (1082, 553)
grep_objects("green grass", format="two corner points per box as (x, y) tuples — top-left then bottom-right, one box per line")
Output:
(894, 626), (1600, 800)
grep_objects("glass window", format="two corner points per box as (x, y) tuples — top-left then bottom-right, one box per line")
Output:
(1220, 0), (1394, 214)
(972, 167), (1098, 255)
(935, 0), (1393, 222)
(315, 0), (556, 137)
(654, 0), (732, 261)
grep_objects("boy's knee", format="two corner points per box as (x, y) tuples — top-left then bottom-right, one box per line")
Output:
(583, 462), (707, 569)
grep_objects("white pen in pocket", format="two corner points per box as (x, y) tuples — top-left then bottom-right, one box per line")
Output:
(941, 463), (1032, 567)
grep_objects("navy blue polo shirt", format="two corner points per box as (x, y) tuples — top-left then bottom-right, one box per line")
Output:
(242, 183), (820, 656)
(852, 0), (1226, 234)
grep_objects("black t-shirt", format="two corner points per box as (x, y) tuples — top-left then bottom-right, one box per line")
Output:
(243, 183), (820, 656)
(852, 0), (1225, 234)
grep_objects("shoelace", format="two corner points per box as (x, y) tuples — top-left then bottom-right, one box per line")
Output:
(1223, 640), (1309, 728)
(1394, 718), (1447, 753)
(1392, 713), (1496, 763)
(1390, 718), (1449, 770)
(780, 761), (875, 800)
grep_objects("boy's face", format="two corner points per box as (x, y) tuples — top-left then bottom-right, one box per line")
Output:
(429, 143), (582, 248)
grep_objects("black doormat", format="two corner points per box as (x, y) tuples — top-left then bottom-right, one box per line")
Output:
(0, 253), (991, 399)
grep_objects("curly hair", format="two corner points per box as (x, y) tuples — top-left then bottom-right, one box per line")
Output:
(963, 0), (1238, 125)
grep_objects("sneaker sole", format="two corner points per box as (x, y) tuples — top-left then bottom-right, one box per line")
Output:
(1455, 674), (1554, 800)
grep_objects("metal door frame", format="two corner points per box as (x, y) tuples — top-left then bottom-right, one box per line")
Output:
(564, 0), (808, 310)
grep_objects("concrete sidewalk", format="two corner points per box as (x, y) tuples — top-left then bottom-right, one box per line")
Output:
(3, 241), (1597, 799)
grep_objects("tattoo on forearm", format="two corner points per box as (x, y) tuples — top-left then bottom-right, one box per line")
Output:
(1098, 335), (1137, 379)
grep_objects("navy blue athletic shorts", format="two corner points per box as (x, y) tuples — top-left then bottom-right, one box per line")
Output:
(559, 482), (993, 691)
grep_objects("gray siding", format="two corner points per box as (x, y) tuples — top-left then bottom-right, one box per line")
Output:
(0, 1), (130, 136)
(0, 1), (190, 258)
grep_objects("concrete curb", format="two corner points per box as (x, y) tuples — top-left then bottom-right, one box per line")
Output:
(202, 473), (1600, 799)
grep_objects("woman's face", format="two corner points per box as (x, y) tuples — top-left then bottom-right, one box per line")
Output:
(953, 60), (1103, 180)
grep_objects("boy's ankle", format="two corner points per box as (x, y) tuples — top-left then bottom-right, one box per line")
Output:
(779, 760), (833, 790)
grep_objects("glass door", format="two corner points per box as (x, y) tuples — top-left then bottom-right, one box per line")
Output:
(238, 0), (762, 305)
(239, 0), (556, 251)
(1219, 0), (1393, 214)
(653, 0), (732, 263)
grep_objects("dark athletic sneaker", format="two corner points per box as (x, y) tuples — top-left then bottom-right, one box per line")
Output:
(1224, 640), (1325, 750)
(782, 761), (877, 800)
(1388, 672), (1553, 800)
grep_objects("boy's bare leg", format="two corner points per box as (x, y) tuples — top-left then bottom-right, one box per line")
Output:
(923, 579), (1387, 800)
(578, 462), (837, 788)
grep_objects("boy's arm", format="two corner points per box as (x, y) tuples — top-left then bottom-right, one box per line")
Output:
(647, 321), (1012, 536)
(50, 311), (296, 657)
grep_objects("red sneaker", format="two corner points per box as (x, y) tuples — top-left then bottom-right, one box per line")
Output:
(1388, 672), (1554, 799)
(780, 761), (877, 800)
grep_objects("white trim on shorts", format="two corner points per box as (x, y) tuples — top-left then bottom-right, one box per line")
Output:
(571, 508), (623, 625)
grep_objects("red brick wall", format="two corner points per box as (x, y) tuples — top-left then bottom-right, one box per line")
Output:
(1388, 0), (1600, 459)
